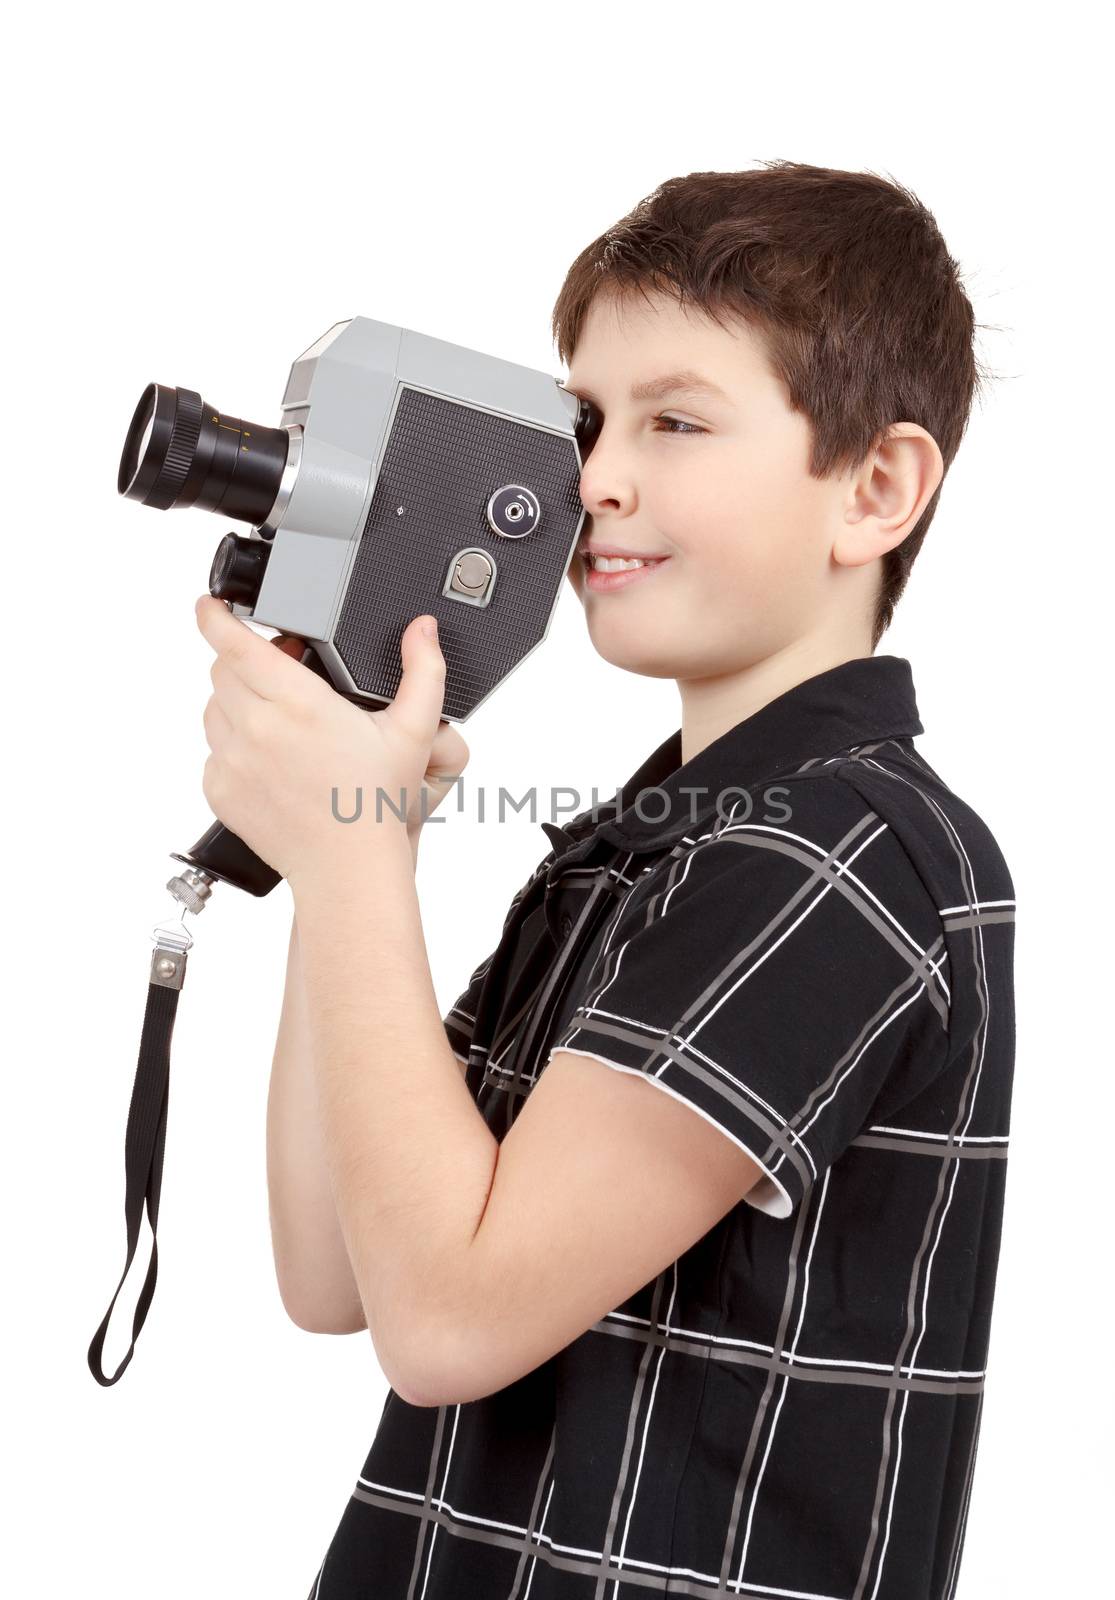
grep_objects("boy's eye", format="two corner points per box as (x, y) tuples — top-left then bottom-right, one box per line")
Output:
(653, 415), (705, 436)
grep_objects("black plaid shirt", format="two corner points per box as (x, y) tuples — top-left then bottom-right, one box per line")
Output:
(309, 654), (1016, 1600)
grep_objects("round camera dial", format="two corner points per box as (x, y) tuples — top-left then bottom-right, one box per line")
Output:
(486, 484), (541, 539)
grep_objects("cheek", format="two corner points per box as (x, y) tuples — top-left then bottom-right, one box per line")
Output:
(652, 445), (759, 543)
(673, 441), (825, 588)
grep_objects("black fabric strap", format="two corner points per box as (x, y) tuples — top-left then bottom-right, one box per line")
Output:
(87, 969), (180, 1386)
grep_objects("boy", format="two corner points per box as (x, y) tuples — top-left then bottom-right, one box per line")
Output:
(202, 161), (1015, 1599)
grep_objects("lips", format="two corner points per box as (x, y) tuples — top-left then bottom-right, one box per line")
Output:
(582, 554), (672, 593)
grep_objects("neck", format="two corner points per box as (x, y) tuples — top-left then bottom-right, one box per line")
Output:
(676, 627), (875, 766)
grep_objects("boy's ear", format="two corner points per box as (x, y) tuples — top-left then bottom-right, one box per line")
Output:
(832, 424), (944, 568)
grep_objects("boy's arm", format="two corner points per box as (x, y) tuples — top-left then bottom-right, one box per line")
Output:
(266, 911), (370, 1333)
(289, 818), (767, 1404)
(265, 832), (470, 1336)
(290, 828), (502, 1394)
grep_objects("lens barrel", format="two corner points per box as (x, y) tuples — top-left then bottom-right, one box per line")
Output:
(208, 531), (272, 605)
(118, 383), (289, 525)
(574, 396), (602, 458)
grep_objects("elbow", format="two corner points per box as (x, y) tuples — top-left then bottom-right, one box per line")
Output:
(373, 1253), (508, 1407)
(278, 1285), (368, 1336)
(371, 1307), (456, 1407)
(375, 1326), (449, 1407)
(389, 1364), (465, 1410)
(385, 1320), (506, 1409)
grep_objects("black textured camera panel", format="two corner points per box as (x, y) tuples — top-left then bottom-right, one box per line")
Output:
(334, 387), (583, 719)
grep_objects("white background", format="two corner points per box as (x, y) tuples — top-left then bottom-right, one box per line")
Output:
(5, 4), (1109, 1594)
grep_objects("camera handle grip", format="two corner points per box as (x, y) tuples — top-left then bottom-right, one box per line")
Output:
(171, 821), (281, 896)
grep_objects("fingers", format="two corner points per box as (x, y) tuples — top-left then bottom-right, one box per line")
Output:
(204, 632), (303, 760)
(424, 720), (470, 782)
(209, 655), (265, 730)
(386, 614), (446, 749)
(203, 693), (236, 757)
(418, 723), (469, 835)
(195, 595), (310, 702)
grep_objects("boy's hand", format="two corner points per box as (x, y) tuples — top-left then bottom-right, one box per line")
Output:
(269, 632), (470, 848)
(195, 596), (469, 889)
(270, 632), (470, 853)
(409, 718), (471, 852)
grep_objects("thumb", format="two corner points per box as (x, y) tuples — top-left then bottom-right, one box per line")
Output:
(388, 614), (446, 745)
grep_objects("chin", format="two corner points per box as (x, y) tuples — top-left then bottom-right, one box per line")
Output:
(587, 636), (680, 679)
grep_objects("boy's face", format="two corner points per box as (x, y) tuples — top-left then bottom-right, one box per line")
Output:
(563, 286), (863, 678)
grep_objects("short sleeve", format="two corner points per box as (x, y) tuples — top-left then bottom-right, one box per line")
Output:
(546, 789), (951, 1218)
(442, 837), (561, 1064)
(443, 950), (495, 1064)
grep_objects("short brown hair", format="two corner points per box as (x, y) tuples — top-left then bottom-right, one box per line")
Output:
(551, 161), (994, 647)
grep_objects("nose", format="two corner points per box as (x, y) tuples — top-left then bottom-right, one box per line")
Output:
(578, 423), (637, 519)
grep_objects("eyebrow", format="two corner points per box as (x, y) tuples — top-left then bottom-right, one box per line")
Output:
(564, 369), (731, 405)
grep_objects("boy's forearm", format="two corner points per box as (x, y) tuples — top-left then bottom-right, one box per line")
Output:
(290, 826), (499, 1396)
(265, 914), (367, 1332)
(264, 831), (424, 1334)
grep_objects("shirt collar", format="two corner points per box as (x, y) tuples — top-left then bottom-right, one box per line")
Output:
(546, 654), (923, 857)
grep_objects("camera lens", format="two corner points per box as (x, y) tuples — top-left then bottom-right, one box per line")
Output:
(118, 382), (290, 526)
(133, 407), (156, 471)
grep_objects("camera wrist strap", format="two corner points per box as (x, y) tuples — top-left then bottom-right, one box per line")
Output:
(87, 867), (215, 1386)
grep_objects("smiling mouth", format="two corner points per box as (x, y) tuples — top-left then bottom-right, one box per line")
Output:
(581, 552), (672, 593)
(581, 552), (670, 572)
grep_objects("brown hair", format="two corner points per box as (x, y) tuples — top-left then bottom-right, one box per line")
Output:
(551, 161), (995, 647)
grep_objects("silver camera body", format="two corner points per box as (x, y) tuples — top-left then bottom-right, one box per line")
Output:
(225, 316), (587, 721)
